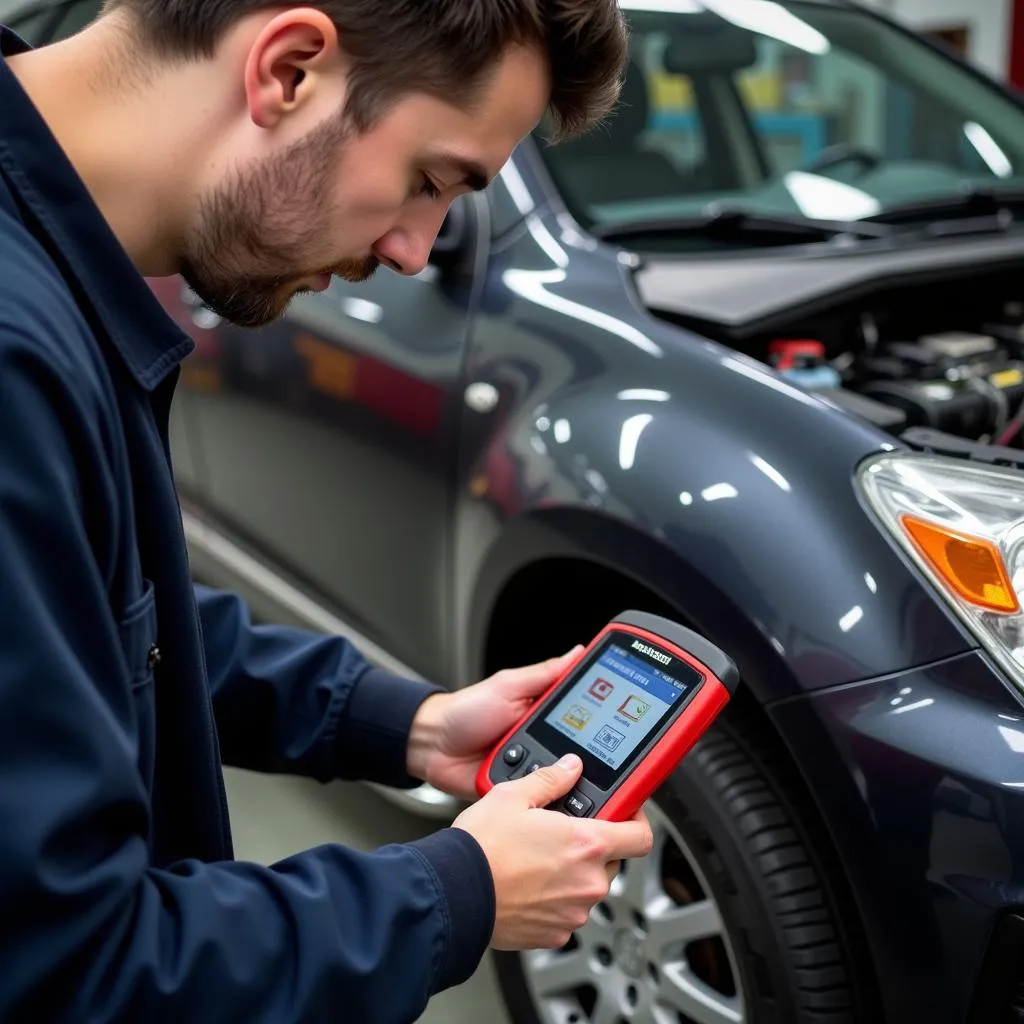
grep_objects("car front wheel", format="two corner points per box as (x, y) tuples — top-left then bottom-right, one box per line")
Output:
(493, 719), (870, 1024)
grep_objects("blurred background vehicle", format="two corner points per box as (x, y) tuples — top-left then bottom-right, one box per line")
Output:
(12, 2), (1024, 1022)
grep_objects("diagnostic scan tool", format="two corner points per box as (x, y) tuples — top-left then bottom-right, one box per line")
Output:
(476, 611), (739, 821)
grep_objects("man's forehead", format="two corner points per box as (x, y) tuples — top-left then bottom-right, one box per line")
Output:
(391, 47), (548, 188)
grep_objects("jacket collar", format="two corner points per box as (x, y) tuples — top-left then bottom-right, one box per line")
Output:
(0, 26), (194, 391)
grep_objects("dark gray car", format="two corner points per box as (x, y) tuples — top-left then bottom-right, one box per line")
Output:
(13, 2), (1024, 1022)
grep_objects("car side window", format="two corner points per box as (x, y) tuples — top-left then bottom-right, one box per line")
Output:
(538, 54), (709, 215)
(640, 35), (709, 186)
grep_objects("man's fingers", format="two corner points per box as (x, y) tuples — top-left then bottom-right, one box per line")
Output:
(509, 754), (583, 807)
(592, 817), (656, 861)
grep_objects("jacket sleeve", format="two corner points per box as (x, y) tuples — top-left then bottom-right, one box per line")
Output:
(0, 341), (495, 1023)
(197, 585), (444, 787)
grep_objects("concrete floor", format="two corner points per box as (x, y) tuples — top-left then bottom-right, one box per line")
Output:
(223, 766), (513, 1024)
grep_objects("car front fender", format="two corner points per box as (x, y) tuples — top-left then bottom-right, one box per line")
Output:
(456, 344), (974, 704)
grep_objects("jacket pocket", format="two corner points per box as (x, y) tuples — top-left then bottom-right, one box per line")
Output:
(117, 579), (159, 791)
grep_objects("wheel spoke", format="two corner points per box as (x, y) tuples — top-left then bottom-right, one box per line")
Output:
(658, 963), (743, 1024)
(591, 991), (622, 1024)
(610, 851), (654, 907)
(582, 905), (614, 937)
(527, 950), (593, 997)
(647, 894), (723, 953)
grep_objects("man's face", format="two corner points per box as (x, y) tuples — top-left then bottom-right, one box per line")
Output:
(180, 42), (550, 328)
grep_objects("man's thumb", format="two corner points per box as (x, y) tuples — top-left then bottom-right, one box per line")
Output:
(519, 754), (583, 806)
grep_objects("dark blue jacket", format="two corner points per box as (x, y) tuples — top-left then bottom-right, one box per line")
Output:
(0, 27), (494, 1023)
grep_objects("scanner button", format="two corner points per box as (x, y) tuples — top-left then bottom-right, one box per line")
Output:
(503, 744), (527, 767)
(564, 791), (593, 817)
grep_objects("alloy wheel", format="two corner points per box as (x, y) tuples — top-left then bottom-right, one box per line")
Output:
(520, 799), (745, 1024)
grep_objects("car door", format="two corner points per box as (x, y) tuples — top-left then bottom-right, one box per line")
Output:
(180, 199), (482, 680)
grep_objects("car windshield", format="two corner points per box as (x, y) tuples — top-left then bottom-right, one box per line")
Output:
(537, 0), (1024, 241)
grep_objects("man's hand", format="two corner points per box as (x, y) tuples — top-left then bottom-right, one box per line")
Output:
(406, 647), (583, 800)
(453, 755), (654, 950)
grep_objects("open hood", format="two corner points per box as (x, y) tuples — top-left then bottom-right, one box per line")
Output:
(632, 229), (1024, 341)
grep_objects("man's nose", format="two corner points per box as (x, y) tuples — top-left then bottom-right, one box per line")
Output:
(373, 210), (449, 277)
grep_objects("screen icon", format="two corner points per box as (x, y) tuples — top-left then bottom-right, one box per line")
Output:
(617, 695), (652, 722)
(561, 704), (592, 730)
(588, 677), (614, 702)
(594, 724), (625, 752)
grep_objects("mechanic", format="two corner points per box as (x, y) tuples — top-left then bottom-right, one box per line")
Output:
(0, 2), (653, 1022)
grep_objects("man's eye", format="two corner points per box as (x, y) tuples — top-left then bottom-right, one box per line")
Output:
(418, 176), (442, 200)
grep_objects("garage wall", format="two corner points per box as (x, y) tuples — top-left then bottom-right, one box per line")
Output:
(861, 0), (1013, 81)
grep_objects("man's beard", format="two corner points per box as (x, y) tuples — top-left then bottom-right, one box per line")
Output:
(180, 115), (378, 329)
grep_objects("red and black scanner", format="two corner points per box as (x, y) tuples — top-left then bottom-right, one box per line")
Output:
(476, 610), (740, 822)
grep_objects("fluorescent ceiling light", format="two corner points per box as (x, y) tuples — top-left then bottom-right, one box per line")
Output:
(964, 122), (1013, 178)
(620, 0), (702, 11)
(703, 0), (830, 54)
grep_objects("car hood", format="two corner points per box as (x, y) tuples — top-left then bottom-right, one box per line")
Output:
(632, 227), (1024, 341)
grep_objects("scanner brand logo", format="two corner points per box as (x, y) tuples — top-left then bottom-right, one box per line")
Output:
(631, 640), (672, 665)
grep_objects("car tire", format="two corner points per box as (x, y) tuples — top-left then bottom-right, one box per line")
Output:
(493, 715), (869, 1024)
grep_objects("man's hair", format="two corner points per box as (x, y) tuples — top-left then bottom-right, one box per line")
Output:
(102, 0), (629, 140)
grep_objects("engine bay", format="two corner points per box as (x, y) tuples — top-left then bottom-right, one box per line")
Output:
(671, 264), (1024, 448)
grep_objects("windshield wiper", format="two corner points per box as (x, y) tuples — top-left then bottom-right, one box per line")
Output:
(864, 185), (1024, 229)
(590, 207), (893, 245)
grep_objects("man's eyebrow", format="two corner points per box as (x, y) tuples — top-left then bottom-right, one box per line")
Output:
(436, 152), (492, 192)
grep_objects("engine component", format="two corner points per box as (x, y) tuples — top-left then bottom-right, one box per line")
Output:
(741, 282), (1024, 444)
(860, 338), (1001, 383)
(918, 331), (997, 359)
(769, 339), (842, 391)
(817, 389), (908, 432)
(861, 371), (1024, 437)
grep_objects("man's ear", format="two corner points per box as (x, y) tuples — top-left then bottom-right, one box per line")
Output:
(242, 9), (343, 129)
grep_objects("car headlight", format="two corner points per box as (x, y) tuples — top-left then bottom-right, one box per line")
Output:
(858, 450), (1024, 685)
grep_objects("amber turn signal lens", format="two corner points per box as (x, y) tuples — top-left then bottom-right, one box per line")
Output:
(901, 515), (1020, 614)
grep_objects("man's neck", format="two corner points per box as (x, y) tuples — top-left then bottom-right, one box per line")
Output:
(7, 16), (211, 277)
